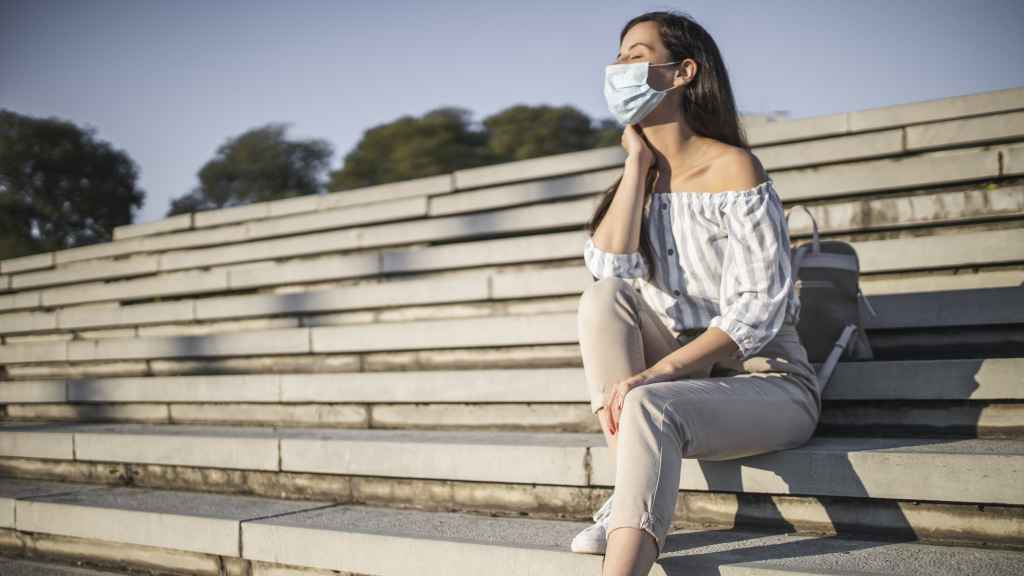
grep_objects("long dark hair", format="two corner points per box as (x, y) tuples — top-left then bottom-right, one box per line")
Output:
(589, 10), (750, 279)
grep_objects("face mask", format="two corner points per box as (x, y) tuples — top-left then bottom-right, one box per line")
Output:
(604, 60), (682, 126)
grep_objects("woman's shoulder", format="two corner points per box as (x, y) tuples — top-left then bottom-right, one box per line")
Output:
(705, 146), (770, 194)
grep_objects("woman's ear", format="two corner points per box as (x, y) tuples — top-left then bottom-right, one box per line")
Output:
(678, 60), (696, 87)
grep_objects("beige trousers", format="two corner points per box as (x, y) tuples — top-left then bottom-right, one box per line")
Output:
(577, 278), (821, 555)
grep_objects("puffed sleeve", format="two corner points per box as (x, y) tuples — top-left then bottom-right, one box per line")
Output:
(707, 187), (794, 359)
(583, 236), (649, 279)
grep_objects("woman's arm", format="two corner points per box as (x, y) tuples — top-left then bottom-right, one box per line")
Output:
(591, 152), (651, 253)
(581, 127), (654, 279)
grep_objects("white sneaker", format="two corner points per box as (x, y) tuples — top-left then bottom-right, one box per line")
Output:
(571, 494), (614, 555)
(570, 515), (609, 554)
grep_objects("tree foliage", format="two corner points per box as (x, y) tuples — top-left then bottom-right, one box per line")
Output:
(484, 104), (596, 161)
(328, 104), (618, 192)
(167, 123), (333, 216)
(0, 109), (145, 259)
(0, 102), (622, 260)
(328, 107), (495, 191)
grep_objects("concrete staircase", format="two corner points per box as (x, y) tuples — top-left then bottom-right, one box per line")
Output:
(0, 86), (1022, 575)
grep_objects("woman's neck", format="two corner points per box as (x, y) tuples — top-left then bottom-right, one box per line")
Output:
(640, 121), (716, 192)
(642, 121), (711, 177)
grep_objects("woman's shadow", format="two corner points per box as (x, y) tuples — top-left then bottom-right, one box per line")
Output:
(651, 355), (988, 573)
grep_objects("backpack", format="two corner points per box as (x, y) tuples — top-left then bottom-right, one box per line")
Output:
(785, 205), (877, 390)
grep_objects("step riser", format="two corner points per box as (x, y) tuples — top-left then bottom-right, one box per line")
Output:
(2, 260), (1021, 334)
(0, 403), (595, 433)
(818, 402), (1024, 439)
(1, 422), (1021, 504)
(678, 492), (1024, 551)
(4, 136), (1019, 289)
(0, 435), (973, 503)
(2, 346), (584, 380)
(0, 462), (1019, 551)
(3, 357), (1022, 401)
(868, 328), (1024, 361)
(0, 527), (598, 576)
(4, 309), (1024, 375)
(0, 528), (300, 576)
(5, 141), (1021, 286)
(1, 402), (1021, 439)
(0, 327), (1019, 377)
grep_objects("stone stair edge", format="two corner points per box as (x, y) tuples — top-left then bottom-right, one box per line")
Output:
(0, 219), (1020, 314)
(0, 426), (1021, 506)
(4, 474), (1023, 576)
(0, 357), (1021, 403)
(1, 276), (1021, 341)
(2, 133), (1022, 278)
(100, 86), (1024, 243)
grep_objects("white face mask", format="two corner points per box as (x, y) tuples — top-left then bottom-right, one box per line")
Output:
(604, 60), (682, 126)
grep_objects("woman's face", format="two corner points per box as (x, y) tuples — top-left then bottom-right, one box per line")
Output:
(614, 21), (678, 92)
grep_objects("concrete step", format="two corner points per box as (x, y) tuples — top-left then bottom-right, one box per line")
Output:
(8, 195), (431, 285)
(8, 339), (1018, 390)
(0, 312), (579, 365)
(2, 141), (1023, 295)
(2, 396), (1020, 440)
(0, 256), (1019, 339)
(4, 195), (597, 292)
(0, 86), (1012, 265)
(3, 454), (1020, 555)
(2, 95), (1015, 276)
(117, 173), (455, 240)
(0, 355), (1010, 403)
(5, 287), (1024, 365)
(0, 359), (1020, 437)
(0, 176), (1019, 307)
(0, 423), (1021, 507)
(0, 558), (143, 575)
(860, 285), (1024, 329)
(3, 216), (1021, 313)
(125, 87), (1024, 238)
(1, 477), (1021, 575)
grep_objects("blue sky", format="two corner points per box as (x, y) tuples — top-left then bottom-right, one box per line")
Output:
(2, 0), (1022, 225)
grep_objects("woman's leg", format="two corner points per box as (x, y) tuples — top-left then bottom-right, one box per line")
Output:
(577, 277), (682, 466)
(577, 278), (682, 573)
(603, 372), (819, 575)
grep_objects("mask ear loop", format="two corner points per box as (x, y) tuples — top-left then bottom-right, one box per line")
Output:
(643, 61), (685, 95)
(650, 61), (687, 92)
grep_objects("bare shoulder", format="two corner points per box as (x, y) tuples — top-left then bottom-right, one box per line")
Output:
(707, 147), (769, 193)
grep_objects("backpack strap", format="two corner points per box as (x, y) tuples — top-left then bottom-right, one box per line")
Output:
(785, 204), (821, 278)
(785, 205), (821, 251)
(791, 243), (812, 279)
(860, 287), (879, 317)
(817, 324), (859, 389)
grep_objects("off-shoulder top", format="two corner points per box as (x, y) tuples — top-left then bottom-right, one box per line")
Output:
(583, 177), (801, 360)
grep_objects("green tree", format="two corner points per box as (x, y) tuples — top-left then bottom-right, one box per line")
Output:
(329, 104), (623, 194)
(168, 123), (333, 216)
(0, 109), (145, 259)
(592, 118), (624, 148)
(328, 107), (496, 192)
(483, 104), (598, 161)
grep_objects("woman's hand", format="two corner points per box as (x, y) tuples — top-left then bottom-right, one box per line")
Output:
(605, 364), (679, 435)
(622, 124), (654, 169)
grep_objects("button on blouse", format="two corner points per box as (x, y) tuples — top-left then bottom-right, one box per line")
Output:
(582, 178), (801, 360)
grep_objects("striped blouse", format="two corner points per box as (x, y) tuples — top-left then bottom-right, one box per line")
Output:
(583, 177), (801, 360)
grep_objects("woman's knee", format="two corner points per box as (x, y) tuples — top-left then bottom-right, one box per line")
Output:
(578, 277), (634, 326)
(619, 384), (663, 426)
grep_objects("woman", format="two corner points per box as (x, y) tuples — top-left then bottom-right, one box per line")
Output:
(571, 10), (822, 576)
